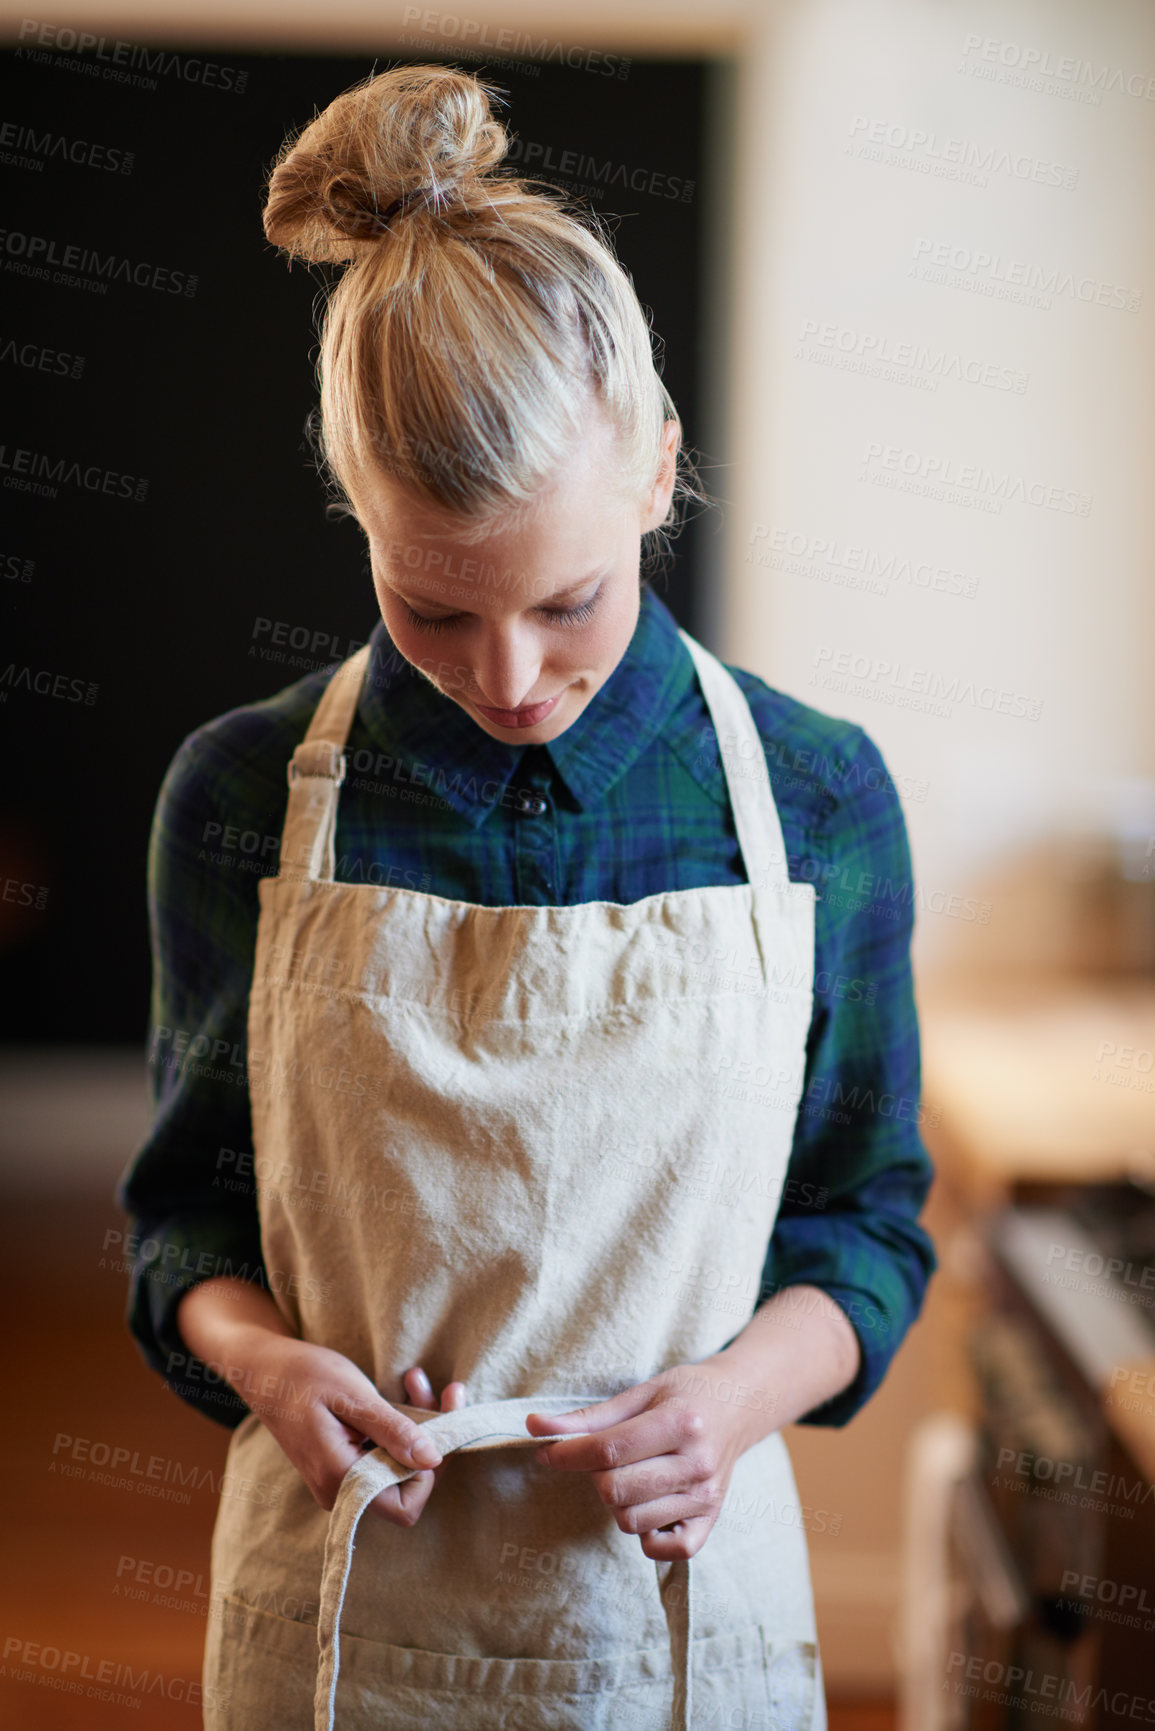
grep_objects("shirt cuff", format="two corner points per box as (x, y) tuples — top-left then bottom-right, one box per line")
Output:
(788, 1282), (899, 1426)
(759, 1218), (937, 1426)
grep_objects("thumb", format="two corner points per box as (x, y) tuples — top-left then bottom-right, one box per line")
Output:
(353, 1394), (443, 1471)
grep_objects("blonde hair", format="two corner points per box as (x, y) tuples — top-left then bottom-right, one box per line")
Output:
(262, 63), (701, 552)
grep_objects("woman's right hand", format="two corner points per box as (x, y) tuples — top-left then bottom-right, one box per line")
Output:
(176, 1278), (462, 1527)
(240, 1333), (467, 1525)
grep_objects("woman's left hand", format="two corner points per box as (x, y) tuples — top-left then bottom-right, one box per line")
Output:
(524, 1366), (759, 1562)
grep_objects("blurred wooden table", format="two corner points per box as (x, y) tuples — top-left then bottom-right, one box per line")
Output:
(918, 973), (1155, 1206)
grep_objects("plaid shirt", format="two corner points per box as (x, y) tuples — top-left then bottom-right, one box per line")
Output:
(116, 582), (935, 1429)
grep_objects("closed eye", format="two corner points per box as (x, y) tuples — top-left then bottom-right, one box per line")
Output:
(403, 586), (603, 634)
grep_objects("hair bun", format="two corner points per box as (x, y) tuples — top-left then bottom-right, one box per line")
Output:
(264, 64), (510, 263)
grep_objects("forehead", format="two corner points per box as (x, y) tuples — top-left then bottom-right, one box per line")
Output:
(358, 480), (632, 596)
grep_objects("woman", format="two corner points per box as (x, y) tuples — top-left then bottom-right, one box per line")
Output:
(118, 63), (935, 1730)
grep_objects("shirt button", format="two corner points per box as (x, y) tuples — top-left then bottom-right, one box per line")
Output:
(516, 792), (549, 816)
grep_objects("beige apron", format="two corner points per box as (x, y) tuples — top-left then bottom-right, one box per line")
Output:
(202, 629), (826, 1730)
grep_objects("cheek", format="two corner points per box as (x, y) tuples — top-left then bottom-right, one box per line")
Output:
(382, 608), (420, 661)
(587, 612), (628, 662)
(597, 576), (641, 649)
(550, 613), (622, 676)
(383, 614), (463, 687)
(555, 590), (635, 679)
(380, 596), (434, 658)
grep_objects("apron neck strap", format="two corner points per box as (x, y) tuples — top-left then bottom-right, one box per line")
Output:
(279, 644), (372, 884)
(276, 633), (790, 895)
(677, 629), (792, 897)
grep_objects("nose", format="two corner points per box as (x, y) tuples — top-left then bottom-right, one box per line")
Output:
(469, 624), (545, 711)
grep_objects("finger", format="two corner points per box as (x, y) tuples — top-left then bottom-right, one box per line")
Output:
(298, 1412), (410, 1511)
(341, 1396), (442, 1470)
(639, 1514), (716, 1562)
(368, 1469), (437, 1527)
(425, 1381), (467, 1486)
(535, 1406), (692, 1474)
(590, 1453), (708, 1513)
(606, 1486), (720, 1538)
(525, 1382), (653, 1439)
(403, 1366), (437, 1410)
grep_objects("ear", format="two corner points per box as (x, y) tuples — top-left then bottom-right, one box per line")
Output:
(639, 419), (681, 535)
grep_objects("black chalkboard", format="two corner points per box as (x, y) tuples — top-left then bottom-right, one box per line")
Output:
(0, 37), (709, 1040)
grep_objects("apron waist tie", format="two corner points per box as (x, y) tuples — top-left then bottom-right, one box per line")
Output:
(315, 1396), (693, 1731)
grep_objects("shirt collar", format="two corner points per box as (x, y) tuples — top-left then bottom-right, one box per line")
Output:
(354, 584), (694, 828)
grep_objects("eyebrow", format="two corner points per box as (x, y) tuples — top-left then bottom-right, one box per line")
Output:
(394, 569), (608, 612)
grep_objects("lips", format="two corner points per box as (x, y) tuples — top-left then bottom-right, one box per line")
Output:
(473, 692), (563, 729)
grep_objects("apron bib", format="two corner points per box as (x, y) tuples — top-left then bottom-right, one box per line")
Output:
(203, 630), (825, 1730)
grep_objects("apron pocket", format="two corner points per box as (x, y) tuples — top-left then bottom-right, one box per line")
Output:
(763, 1635), (821, 1731)
(204, 1595), (319, 1731)
(205, 1596), (818, 1731)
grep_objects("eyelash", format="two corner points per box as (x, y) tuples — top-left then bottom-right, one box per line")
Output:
(403, 589), (602, 634)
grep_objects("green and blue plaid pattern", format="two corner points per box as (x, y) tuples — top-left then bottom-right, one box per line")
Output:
(116, 582), (936, 1428)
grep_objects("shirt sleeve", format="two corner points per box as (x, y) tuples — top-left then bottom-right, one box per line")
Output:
(114, 725), (274, 1429)
(760, 725), (937, 1426)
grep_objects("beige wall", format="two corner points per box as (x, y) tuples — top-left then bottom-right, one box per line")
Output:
(0, 0), (744, 52)
(726, 0), (1155, 974)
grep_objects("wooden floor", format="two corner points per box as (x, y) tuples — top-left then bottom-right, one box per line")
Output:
(0, 1194), (894, 1729)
